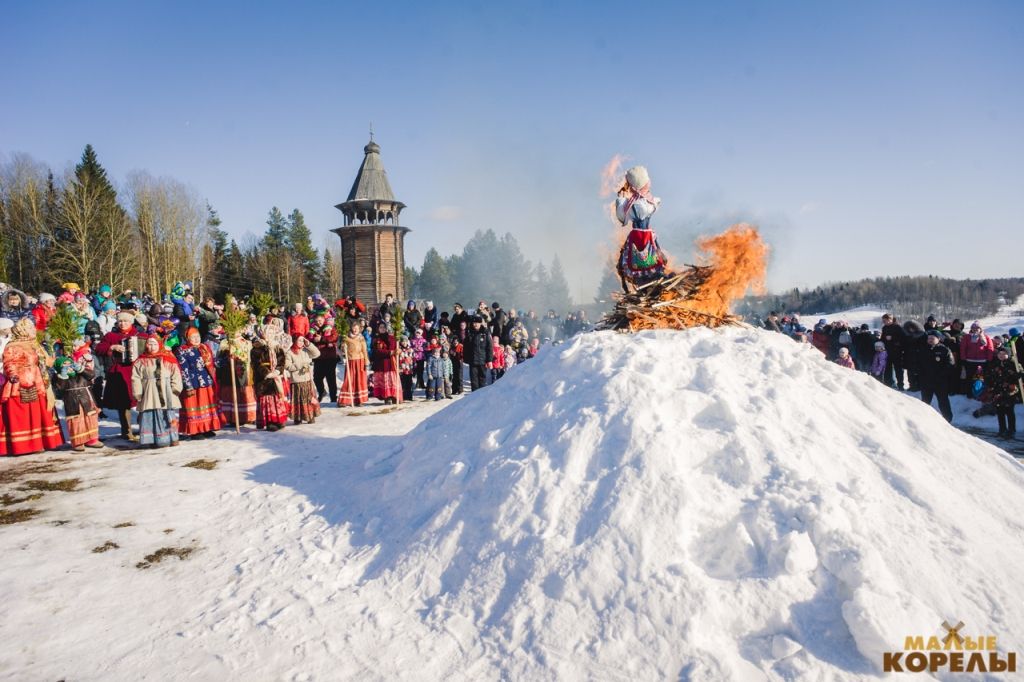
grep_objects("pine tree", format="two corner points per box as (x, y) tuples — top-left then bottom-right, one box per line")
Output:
(286, 209), (320, 295)
(221, 239), (244, 298)
(404, 266), (419, 300)
(418, 248), (455, 306)
(548, 255), (572, 313)
(594, 267), (620, 304)
(320, 248), (338, 296)
(263, 207), (288, 250)
(456, 229), (501, 304)
(205, 204), (230, 299)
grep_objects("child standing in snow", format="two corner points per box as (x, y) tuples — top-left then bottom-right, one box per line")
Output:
(504, 345), (517, 371)
(425, 347), (443, 401)
(441, 349), (453, 399)
(870, 341), (888, 381)
(491, 335), (505, 382)
(835, 347), (855, 369)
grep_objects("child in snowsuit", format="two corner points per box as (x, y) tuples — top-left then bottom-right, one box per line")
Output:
(870, 341), (888, 382)
(835, 347), (855, 369)
(425, 347), (443, 401)
(986, 346), (1021, 438)
(441, 349), (454, 399)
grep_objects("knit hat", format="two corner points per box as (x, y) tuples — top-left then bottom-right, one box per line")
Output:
(970, 321), (981, 331)
(0, 318), (13, 331)
(116, 311), (135, 325)
(874, 341), (885, 351)
(98, 284), (112, 296)
(624, 165), (650, 190)
(39, 293), (55, 303)
(61, 282), (80, 291)
(1010, 328), (1020, 337)
(134, 313), (148, 327)
(927, 330), (943, 339)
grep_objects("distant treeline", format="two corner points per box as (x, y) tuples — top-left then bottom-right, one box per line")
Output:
(737, 276), (1024, 322)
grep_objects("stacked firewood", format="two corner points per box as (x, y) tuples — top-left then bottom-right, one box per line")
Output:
(598, 266), (743, 332)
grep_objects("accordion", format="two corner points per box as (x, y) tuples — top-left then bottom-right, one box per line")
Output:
(115, 336), (147, 367)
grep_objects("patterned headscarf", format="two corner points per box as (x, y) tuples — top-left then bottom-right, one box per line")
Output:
(11, 317), (36, 342)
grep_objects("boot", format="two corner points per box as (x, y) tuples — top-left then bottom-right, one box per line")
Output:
(120, 410), (138, 442)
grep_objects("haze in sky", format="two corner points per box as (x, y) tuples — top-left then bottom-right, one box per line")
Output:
(2, 1), (1021, 301)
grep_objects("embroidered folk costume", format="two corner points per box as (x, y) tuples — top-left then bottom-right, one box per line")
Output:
(338, 324), (369, 407)
(616, 165), (668, 289)
(250, 325), (290, 431)
(285, 337), (321, 424)
(131, 336), (184, 448)
(53, 348), (103, 451)
(1, 318), (65, 455)
(217, 333), (257, 426)
(175, 328), (222, 437)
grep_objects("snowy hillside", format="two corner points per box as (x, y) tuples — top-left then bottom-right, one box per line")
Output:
(809, 293), (1024, 332)
(2, 327), (1023, 680)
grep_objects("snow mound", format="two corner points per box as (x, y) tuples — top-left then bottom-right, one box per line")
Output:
(305, 328), (1024, 679)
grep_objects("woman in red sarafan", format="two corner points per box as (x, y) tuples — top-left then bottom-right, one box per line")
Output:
(174, 327), (223, 438)
(251, 324), (290, 432)
(1, 317), (65, 456)
(338, 320), (369, 407)
(371, 322), (401, 405)
(615, 165), (668, 290)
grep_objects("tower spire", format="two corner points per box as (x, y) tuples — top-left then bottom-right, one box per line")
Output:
(369, 122), (374, 143)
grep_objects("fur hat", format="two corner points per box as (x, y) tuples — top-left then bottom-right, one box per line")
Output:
(624, 165), (650, 190)
(116, 312), (135, 325)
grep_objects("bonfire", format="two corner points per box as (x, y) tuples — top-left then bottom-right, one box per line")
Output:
(597, 164), (767, 332)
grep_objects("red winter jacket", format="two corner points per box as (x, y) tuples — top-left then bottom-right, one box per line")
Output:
(960, 333), (994, 363)
(288, 313), (310, 339)
(32, 303), (54, 331)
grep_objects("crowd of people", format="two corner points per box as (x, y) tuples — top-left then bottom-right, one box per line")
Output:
(0, 281), (594, 457)
(763, 310), (1023, 437)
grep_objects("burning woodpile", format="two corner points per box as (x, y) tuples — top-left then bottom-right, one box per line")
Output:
(599, 224), (768, 332)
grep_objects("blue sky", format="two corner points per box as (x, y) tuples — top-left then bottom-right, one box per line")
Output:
(3, 1), (1021, 301)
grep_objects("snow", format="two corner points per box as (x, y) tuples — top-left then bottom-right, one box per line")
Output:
(2, 327), (1024, 680)
(807, 293), (1024, 333)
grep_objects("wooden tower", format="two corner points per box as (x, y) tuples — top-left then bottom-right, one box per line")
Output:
(332, 138), (410, 305)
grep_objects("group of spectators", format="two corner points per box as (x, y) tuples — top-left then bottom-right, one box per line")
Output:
(764, 310), (1023, 438)
(0, 281), (594, 457)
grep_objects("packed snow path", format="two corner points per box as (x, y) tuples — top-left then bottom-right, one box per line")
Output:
(1, 327), (1022, 680)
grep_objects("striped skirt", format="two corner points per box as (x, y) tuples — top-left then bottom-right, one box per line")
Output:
(138, 409), (179, 447)
(67, 410), (100, 447)
(180, 385), (222, 435)
(338, 359), (368, 406)
(219, 385), (257, 426)
(289, 381), (320, 423)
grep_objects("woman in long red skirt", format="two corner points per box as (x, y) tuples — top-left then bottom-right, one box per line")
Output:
(338, 320), (369, 406)
(1, 318), (65, 456)
(175, 327), (222, 438)
(371, 323), (401, 405)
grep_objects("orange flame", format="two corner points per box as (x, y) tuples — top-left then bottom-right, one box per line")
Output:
(687, 224), (768, 319)
(600, 154), (628, 198)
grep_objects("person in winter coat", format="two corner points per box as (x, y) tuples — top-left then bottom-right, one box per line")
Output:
(440, 349), (454, 399)
(422, 301), (438, 333)
(287, 303), (310, 341)
(32, 293), (57, 331)
(449, 337), (464, 394)
(853, 324), (876, 372)
(985, 346), (1021, 438)
(402, 300), (423, 337)
(131, 335), (184, 448)
(763, 311), (783, 333)
(959, 321), (994, 393)
(490, 335), (506, 382)
(397, 336), (415, 402)
(96, 312), (143, 441)
(465, 317), (494, 391)
(1, 288), (31, 322)
(919, 330), (956, 422)
(410, 328), (428, 389)
(174, 327), (221, 439)
(285, 336), (321, 424)
(834, 347), (855, 369)
(810, 319), (831, 355)
(448, 303), (469, 333)
(309, 314), (340, 404)
(53, 352), (104, 452)
(870, 341), (888, 382)
(489, 302), (508, 342)
(425, 347), (444, 401)
(880, 313), (907, 390)
(901, 320), (927, 392)
(339, 320), (370, 407)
